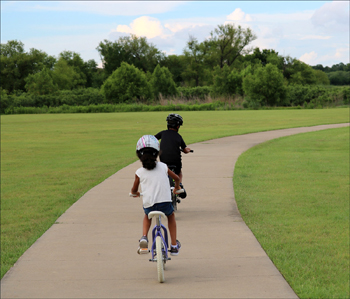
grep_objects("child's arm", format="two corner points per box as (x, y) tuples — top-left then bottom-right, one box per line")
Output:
(130, 174), (141, 197)
(168, 169), (181, 193)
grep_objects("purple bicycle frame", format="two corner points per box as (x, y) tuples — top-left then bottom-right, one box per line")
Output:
(150, 216), (169, 261)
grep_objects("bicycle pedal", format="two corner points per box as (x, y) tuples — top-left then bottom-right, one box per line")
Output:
(137, 248), (149, 254)
(176, 199), (181, 203)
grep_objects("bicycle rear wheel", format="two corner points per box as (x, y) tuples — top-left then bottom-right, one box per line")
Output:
(171, 193), (177, 211)
(156, 236), (165, 283)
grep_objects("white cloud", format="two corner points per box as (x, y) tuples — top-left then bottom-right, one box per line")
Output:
(251, 11), (314, 23)
(300, 47), (350, 66)
(114, 16), (165, 39)
(334, 47), (350, 60)
(311, 1), (349, 33)
(227, 8), (252, 22)
(299, 51), (318, 65)
(299, 35), (331, 40)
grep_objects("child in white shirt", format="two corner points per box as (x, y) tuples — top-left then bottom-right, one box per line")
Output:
(131, 135), (181, 255)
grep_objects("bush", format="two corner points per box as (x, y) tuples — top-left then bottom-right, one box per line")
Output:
(150, 65), (178, 99)
(24, 67), (58, 95)
(342, 87), (350, 104)
(177, 86), (212, 100)
(2, 88), (104, 110)
(327, 71), (350, 85)
(0, 88), (10, 114)
(243, 63), (287, 106)
(101, 62), (152, 103)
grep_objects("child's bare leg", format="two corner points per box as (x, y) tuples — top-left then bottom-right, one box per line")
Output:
(167, 213), (177, 246)
(143, 214), (152, 237)
(179, 171), (183, 183)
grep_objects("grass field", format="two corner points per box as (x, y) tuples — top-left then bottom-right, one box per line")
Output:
(1, 108), (349, 287)
(234, 127), (349, 298)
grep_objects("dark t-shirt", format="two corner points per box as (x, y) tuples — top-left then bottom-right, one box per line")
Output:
(154, 130), (187, 164)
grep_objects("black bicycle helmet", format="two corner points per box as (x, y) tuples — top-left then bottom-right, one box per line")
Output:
(166, 113), (183, 128)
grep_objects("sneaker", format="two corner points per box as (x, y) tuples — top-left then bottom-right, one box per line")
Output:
(178, 183), (187, 199)
(137, 236), (149, 254)
(170, 240), (181, 256)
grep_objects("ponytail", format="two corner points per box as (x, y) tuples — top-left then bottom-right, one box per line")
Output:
(136, 148), (159, 170)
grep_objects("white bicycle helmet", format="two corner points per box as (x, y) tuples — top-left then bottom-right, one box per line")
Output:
(136, 135), (160, 152)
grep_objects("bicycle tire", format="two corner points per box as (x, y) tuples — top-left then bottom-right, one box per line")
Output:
(172, 193), (177, 211)
(156, 236), (165, 283)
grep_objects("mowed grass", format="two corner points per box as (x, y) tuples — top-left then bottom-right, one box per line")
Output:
(234, 127), (349, 298)
(1, 108), (349, 280)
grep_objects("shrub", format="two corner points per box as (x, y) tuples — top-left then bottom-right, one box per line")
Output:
(101, 62), (152, 103)
(243, 63), (287, 106)
(177, 86), (212, 100)
(24, 67), (58, 95)
(150, 65), (178, 99)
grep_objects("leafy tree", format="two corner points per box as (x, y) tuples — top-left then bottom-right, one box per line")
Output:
(327, 71), (350, 85)
(84, 59), (101, 88)
(101, 62), (152, 103)
(288, 60), (317, 85)
(97, 35), (165, 75)
(161, 54), (186, 86)
(24, 67), (57, 95)
(211, 65), (235, 96)
(182, 36), (210, 86)
(313, 69), (330, 85)
(96, 39), (127, 76)
(51, 58), (82, 90)
(0, 40), (56, 93)
(58, 51), (87, 87)
(330, 62), (347, 72)
(312, 64), (325, 72)
(90, 67), (107, 89)
(0, 88), (10, 113)
(228, 70), (244, 96)
(243, 63), (287, 107)
(245, 48), (281, 67)
(206, 23), (257, 68)
(150, 64), (178, 99)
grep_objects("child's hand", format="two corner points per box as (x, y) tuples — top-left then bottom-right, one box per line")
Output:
(173, 186), (181, 194)
(130, 191), (140, 197)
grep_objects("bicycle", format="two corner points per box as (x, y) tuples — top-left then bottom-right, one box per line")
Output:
(167, 165), (181, 211)
(129, 192), (182, 283)
(168, 149), (193, 211)
(148, 210), (169, 283)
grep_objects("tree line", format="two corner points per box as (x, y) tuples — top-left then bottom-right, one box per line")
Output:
(1, 23), (349, 114)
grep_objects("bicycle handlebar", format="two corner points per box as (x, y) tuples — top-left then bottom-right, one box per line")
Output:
(129, 193), (143, 197)
(181, 149), (194, 153)
(130, 188), (184, 197)
(170, 187), (185, 194)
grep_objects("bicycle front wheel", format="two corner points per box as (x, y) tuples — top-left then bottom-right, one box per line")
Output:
(156, 236), (165, 283)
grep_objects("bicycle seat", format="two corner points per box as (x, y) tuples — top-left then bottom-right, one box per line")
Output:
(148, 211), (166, 220)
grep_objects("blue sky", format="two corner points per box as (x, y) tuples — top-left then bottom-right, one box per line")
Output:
(1, 1), (349, 67)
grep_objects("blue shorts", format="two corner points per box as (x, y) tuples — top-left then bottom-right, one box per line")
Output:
(143, 202), (174, 216)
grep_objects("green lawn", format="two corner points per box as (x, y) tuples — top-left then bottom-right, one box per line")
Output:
(234, 127), (349, 298)
(1, 109), (349, 286)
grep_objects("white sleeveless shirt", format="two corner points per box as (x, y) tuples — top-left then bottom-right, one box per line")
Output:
(136, 162), (171, 208)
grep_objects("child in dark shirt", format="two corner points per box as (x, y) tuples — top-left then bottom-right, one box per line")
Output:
(155, 113), (192, 198)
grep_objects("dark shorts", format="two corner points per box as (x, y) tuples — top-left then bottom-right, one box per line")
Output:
(163, 161), (182, 175)
(143, 202), (174, 216)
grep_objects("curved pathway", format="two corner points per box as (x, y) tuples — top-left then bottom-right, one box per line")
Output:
(1, 124), (348, 298)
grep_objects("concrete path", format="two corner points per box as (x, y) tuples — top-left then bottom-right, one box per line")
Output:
(1, 124), (348, 299)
